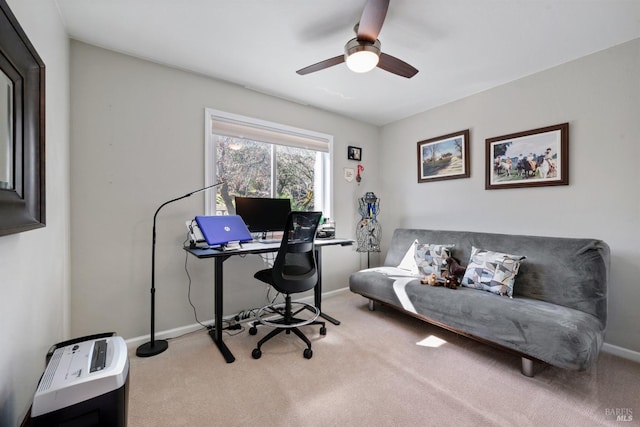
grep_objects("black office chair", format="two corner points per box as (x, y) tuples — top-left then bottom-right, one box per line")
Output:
(249, 211), (325, 359)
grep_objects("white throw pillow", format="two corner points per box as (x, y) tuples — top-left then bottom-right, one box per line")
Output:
(396, 239), (420, 275)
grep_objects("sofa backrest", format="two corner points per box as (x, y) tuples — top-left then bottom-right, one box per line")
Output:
(385, 229), (609, 323)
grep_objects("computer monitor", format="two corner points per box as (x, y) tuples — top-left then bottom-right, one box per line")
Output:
(234, 196), (292, 239)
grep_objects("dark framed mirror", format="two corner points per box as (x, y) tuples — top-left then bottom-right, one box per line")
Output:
(0, 0), (45, 236)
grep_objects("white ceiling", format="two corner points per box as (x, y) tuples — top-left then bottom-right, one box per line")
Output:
(55, 0), (640, 126)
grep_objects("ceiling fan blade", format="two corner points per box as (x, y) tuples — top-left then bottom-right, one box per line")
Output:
(296, 55), (345, 75)
(377, 52), (419, 78)
(357, 0), (389, 43)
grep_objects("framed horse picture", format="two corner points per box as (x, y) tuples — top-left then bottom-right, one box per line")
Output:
(485, 123), (569, 190)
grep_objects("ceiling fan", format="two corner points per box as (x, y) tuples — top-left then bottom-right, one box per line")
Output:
(296, 0), (418, 79)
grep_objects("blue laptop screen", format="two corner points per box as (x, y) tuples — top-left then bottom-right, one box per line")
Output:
(194, 215), (253, 246)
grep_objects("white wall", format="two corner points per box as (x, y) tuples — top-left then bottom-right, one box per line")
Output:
(0, 1), (69, 426)
(380, 38), (640, 353)
(69, 41), (378, 340)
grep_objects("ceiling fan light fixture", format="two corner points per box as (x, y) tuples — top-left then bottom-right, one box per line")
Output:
(345, 38), (380, 73)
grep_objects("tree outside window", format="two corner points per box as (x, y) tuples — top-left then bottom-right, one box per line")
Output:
(214, 136), (321, 215)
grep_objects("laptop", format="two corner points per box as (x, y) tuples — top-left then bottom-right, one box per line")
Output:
(194, 215), (253, 246)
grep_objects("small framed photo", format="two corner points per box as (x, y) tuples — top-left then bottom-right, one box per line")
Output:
(348, 146), (362, 161)
(417, 130), (470, 183)
(485, 123), (568, 190)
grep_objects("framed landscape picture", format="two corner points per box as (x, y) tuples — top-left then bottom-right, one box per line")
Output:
(417, 129), (470, 183)
(485, 123), (569, 190)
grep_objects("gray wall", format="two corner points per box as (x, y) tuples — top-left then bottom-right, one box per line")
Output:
(0, 1), (69, 425)
(69, 41), (378, 340)
(380, 38), (640, 354)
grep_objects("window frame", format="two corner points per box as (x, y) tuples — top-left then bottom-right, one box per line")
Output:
(204, 108), (333, 217)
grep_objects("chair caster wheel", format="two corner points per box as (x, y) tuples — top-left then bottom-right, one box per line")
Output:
(320, 326), (327, 335)
(249, 326), (257, 335)
(252, 348), (262, 359)
(303, 348), (313, 359)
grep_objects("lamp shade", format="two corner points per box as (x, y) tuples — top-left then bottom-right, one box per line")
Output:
(344, 38), (380, 73)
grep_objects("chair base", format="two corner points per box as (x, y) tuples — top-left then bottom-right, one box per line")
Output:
(250, 297), (325, 359)
(256, 301), (321, 328)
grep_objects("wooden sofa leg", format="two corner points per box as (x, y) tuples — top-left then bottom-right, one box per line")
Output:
(521, 357), (534, 377)
(368, 299), (375, 311)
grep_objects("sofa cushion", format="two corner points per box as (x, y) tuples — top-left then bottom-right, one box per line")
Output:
(461, 246), (525, 297)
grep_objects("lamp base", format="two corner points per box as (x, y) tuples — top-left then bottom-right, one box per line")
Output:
(136, 339), (168, 357)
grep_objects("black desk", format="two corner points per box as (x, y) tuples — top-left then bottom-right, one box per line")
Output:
(185, 238), (353, 363)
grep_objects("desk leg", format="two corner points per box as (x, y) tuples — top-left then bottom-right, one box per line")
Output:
(314, 247), (340, 326)
(209, 256), (235, 363)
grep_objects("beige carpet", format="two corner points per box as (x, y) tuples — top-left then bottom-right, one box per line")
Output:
(128, 291), (639, 427)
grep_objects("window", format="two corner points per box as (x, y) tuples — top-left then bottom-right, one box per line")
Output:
(204, 109), (332, 218)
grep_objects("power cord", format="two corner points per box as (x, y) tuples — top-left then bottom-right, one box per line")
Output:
(234, 308), (260, 321)
(183, 240), (212, 331)
(266, 286), (283, 305)
(183, 242), (248, 335)
(182, 236), (289, 337)
(259, 252), (276, 267)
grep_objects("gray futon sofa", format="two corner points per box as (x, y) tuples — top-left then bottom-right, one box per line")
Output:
(349, 229), (609, 376)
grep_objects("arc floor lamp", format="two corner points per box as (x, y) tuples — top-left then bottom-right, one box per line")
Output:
(136, 182), (222, 357)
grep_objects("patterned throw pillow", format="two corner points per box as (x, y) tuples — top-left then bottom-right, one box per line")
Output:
(461, 246), (525, 298)
(413, 243), (453, 279)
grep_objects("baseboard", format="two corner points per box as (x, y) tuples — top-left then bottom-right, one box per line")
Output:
(125, 287), (351, 350)
(297, 286), (350, 304)
(602, 342), (640, 364)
